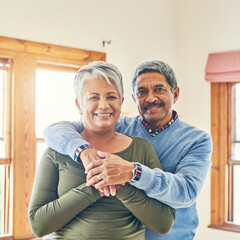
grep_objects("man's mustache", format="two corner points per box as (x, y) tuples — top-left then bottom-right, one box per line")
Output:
(143, 102), (165, 110)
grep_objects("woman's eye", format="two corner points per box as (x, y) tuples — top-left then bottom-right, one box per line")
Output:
(89, 96), (98, 100)
(108, 96), (118, 100)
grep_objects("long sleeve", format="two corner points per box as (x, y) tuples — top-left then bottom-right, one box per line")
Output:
(116, 141), (175, 234)
(43, 121), (85, 160)
(116, 184), (175, 234)
(131, 134), (212, 209)
(28, 148), (101, 237)
(43, 117), (132, 160)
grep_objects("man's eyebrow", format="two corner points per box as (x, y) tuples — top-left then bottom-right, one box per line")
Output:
(154, 84), (165, 87)
(136, 86), (146, 90)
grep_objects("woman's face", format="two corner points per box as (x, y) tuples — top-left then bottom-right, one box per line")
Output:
(76, 77), (123, 133)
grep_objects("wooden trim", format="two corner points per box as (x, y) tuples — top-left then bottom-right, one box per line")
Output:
(0, 36), (105, 62)
(227, 84), (233, 222)
(210, 83), (228, 225)
(4, 166), (11, 234)
(11, 53), (37, 238)
(209, 223), (240, 233)
(0, 235), (13, 240)
(36, 61), (79, 72)
(0, 159), (11, 164)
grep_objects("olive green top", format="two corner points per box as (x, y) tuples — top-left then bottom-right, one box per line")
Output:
(28, 137), (175, 240)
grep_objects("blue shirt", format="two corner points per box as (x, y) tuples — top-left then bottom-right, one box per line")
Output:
(43, 113), (212, 240)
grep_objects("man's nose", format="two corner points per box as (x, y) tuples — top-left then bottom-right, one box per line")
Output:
(145, 91), (158, 103)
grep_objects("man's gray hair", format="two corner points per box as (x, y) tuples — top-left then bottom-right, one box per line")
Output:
(74, 61), (124, 103)
(131, 60), (178, 95)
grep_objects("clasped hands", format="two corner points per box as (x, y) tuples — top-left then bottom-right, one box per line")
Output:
(81, 148), (134, 197)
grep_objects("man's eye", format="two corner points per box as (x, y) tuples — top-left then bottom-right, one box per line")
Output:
(155, 87), (164, 92)
(137, 90), (147, 96)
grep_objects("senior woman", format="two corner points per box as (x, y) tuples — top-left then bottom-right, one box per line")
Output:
(28, 61), (175, 240)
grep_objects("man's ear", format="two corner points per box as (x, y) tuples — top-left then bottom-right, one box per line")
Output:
(173, 87), (180, 104)
(75, 99), (82, 115)
(132, 94), (136, 103)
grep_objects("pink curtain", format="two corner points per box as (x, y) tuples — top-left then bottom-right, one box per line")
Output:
(205, 50), (240, 83)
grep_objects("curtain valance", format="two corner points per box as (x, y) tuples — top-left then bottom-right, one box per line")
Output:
(205, 50), (240, 82)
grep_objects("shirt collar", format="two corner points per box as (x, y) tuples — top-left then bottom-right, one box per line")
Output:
(141, 110), (178, 137)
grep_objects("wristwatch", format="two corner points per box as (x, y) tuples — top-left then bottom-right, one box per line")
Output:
(130, 163), (142, 182)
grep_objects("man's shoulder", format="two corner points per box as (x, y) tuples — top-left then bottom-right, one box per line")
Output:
(116, 115), (141, 130)
(177, 119), (212, 145)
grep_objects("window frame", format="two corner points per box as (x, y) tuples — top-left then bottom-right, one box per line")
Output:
(0, 36), (105, 239)
(209, 82), (240, 233)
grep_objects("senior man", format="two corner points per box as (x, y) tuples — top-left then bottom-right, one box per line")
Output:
(43, 60), (212, 240)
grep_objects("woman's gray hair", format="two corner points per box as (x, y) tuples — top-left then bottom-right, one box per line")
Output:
(131, 60), (178, 95)
(74, 61), (124, 103)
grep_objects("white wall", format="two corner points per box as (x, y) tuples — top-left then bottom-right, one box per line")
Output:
(176, 0), (240, 239)
(0, 0), (240, 239)
(0, 0), (176, 113)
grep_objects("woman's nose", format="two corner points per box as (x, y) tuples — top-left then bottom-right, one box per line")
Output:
(98, 99), (110, 109)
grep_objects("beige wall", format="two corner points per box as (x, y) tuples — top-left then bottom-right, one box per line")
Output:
(0, 0), (240, 239)
(176, 0), (240, 239)
(0, 0), (177, 113)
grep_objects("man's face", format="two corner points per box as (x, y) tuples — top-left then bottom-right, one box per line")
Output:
(132, 72), (179, 129)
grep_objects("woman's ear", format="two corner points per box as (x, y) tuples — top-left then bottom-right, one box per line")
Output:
(75, 99), (82, 115)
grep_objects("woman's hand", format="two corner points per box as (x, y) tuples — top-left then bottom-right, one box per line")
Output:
(81, 148), (118, 196)
(85, 151), (135, 189)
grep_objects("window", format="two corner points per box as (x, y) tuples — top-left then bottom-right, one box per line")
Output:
(229, 83), (240, 225)
(210, 82), (240, 232)
(35, 68), (79, 164)
(0, 36), (105, 239)
(206, 50), (240, 233)
(205, 50), (240, 232)
(0, 58), (11, 237)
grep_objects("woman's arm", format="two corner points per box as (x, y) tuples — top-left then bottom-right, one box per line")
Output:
(116, 184), (175, 234)
(116, 143), (175, 234)
(28, 148), (101, 237)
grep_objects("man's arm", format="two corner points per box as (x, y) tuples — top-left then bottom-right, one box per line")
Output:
(85, 135), (212, 209)
(43, 121), (85, 160)
(131, 135), (212, 208)
(43, 116), (132, 164)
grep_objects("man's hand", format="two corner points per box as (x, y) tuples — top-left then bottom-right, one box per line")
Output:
(85, 151), (135, 189)
(80, 148), (117, 196)
(80, 148), (102, 169)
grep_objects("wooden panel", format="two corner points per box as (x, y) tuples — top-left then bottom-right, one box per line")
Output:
(12, 53), (36, 238)
(0, 36), (105, 62)
(210, 83), (228, 226)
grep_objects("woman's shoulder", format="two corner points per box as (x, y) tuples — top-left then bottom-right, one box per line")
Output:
(131, 136), (151, 145)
